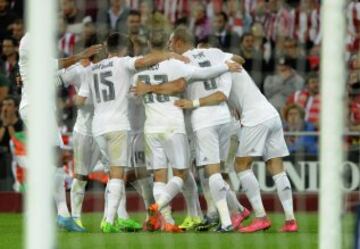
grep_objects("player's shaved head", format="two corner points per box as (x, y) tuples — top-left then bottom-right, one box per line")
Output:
(172, 26), (194, 45)
(150, 30), (168, 50)
(106, 33), (130, 54)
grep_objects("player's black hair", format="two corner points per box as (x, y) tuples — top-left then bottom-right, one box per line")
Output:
(216, 11), (228, 23)
(150, 30), (168, 50)
(129, 9), (141, 17)
(106, 33), (130, 54)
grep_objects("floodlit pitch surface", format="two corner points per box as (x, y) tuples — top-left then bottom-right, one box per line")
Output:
(0, 212), (354, 249)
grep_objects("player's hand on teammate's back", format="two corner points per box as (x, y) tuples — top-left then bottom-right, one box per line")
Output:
(78, 44), (104, 59)
(131, 81), (151, 96)
(225, 61), (242, 73)
(174, 99), (194, 109)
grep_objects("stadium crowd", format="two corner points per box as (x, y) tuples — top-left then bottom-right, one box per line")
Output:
(0, 0), (359, 190)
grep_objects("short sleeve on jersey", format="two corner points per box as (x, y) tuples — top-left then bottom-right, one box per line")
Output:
(58, 64), (81, 88)
(124, 56), (139, 72)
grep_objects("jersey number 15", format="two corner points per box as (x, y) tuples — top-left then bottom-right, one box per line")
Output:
(93, 71), (115, 103)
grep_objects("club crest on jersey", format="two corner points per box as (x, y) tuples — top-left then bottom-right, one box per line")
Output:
(193, 52), (206, 60)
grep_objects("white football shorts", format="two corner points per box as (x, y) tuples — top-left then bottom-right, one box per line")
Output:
(145, 132), (189, 170)
(130, 132), (146, 168)
(236, 116), (289, 161)
(95, 130), (130, 167)
(194, 122), (232, 166)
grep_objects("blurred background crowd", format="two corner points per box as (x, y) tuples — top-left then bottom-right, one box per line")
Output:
(0, 0), (359, 190)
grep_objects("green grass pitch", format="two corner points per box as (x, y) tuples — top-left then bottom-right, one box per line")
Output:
(0, 212), (355, 249)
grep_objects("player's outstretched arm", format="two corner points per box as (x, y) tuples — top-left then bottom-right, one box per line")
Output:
(58, 44), (103, 69)
(174, 91), (227, 109)
(133, 52), (189, 70)
(189, 61), (241, 81)
(131, 78), (186, 96)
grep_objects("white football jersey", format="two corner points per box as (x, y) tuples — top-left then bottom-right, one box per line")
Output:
(221, 53), (279, 126)
(184, 48), (233, 131)
(128, 96), (145, 134)
(59, 63), (94, 136)
(79, 56), (136, 136)
(18, 33), (58, 111)
(133, 59), (195, 134)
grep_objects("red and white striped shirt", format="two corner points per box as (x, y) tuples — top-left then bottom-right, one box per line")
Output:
(58, 32), (76, 57)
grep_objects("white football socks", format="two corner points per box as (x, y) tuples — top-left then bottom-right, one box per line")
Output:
(70, 178), (87, 218)
(54, 167), (70, 217)
(157, 176), (183, 209)
(209, 173), (232, 228)
(130, 176), (154, 209)
(199, 168), (218, 219)
(238, 169), (266, 218)
(183, 172), (203, 218)
(273, 172), (295, 221)
(106, 179), (124, 224)
(153, 181), (174, 224)
(226, 185), (245, 213)
(117, 184), (129, 219)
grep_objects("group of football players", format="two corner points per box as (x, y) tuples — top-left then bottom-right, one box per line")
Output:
(18, 26), (298, 234)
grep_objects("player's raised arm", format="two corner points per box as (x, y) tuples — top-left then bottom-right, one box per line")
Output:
(188, 61), (241, 81)
(132, 51), (189, 70)
(58, 44), (103, 69)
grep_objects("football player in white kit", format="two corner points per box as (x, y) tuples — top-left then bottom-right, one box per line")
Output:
(177, 44), (297, 232)
(18, 32), (102, 232)
(167, 27), (242, 232)
(131, 30), (242, 232)
(77, 33), (192, 233)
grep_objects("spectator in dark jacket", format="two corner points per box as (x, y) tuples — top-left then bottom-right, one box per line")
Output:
(283, 103), (318, 155)
(0, 0), (17, 41)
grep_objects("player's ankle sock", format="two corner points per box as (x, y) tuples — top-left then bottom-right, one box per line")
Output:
(226, 186), (245, 213)
(153, 182), (174, 224)
(117, 184), (129, 219)
(273, 172), (295, 221)
(131, 176), (154, 209)
(70, 178), (87, 218)
(54, 167), (70, 217)
(238, 169), (266, 218)
(199, 168), (217, 217)
(183, 172), (203, 217)
(106, 179), (124, 224)
(157, 176), (183, 209)
(209, 173), (232, 228)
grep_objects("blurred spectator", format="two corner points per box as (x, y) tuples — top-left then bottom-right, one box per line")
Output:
(264, 0), (294, 42)
(225, 0), (252, 37)
(238, 32), (268, 89)
(250, 21), (273, 63)
(60, 0), (84, 34)
(74, 17), (98, 53)
(58, 18), (76, 57)
(349, 70), (360, 131)
(264, 56), (304, 113)
(281, 37), (307, 76)
(97, 0), (130, 39)
(8, 18), (23, 44)
(287, 71), (320, 128)
(0, 37), (18, 92)
(346, 0), (360, 54)
(291, 0), (321, 48)
(0, 73), (9, 102)
(7, 0), (23, 18)
(0, 0), (17, 41)
(189, 2), (212, 43)
(127, 9), (148, 56)
(209, 11), (239, 52)
(0, 95), (23, 190)
(283, 103), (318, 155)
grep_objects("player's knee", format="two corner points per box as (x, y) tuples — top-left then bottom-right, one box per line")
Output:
(153, 168), (167, 182)
(109, 166), (125, 179)
(266, 157), (284, 175)
(235, 157), (252, 172)
(173, 169), (188, 180)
